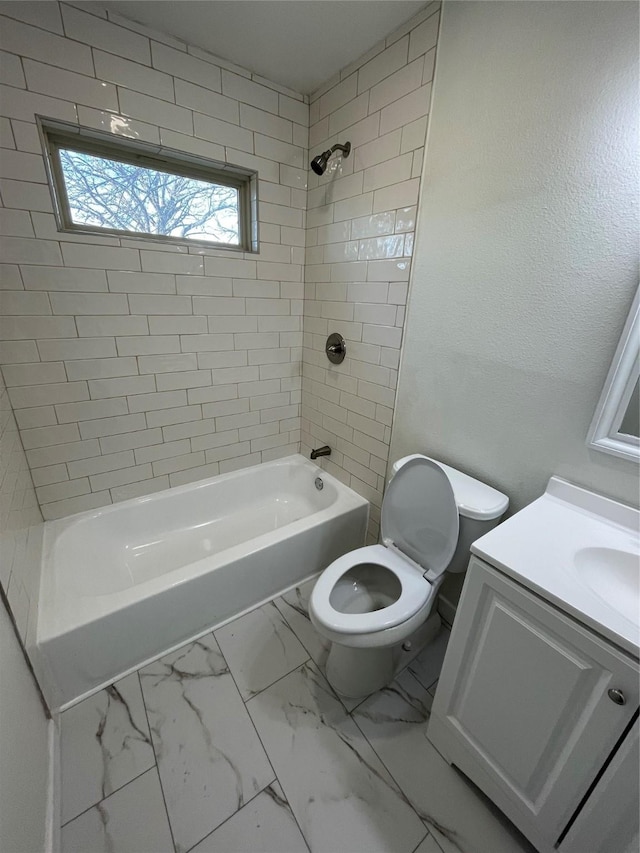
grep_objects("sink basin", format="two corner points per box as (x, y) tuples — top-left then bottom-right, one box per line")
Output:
(472, 476), (640, 655)
(574, 547), (640, 624)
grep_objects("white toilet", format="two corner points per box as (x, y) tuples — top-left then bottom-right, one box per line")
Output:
(309, 454), (509, 698)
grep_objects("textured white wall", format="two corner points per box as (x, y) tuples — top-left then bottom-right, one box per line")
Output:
(0, 595), (50, 853)
(392, 1), (640, 521)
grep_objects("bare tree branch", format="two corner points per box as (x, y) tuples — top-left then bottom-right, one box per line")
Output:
(60, 150), (240, 244)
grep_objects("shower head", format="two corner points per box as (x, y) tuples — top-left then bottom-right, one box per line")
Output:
(310, 141), (351, 175)
(310, 150), (331, 176)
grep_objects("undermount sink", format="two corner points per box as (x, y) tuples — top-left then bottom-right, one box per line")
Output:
(574, 547), (640, 624)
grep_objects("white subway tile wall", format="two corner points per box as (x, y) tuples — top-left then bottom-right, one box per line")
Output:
(0, 1), (307, 520)
(302, 3), (440, 543)
(0, 0), (440, 538)
(0, 369), (43, 644)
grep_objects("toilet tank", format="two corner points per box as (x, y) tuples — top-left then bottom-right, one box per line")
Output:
(391, 455), (509, 573)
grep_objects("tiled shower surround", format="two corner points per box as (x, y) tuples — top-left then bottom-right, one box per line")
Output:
(0, 1), (307, 520)
(0, 1), (439, 528)
(300, 5), (439, 542)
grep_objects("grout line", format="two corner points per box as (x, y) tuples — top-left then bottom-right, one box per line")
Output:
(236, 645), (311, 707)
(233, 668), (313, 852)
(218, 613), (312, 706)
(180, 778), (276, 853)
(270, 595), (318, 656)
(0, 11), (68, 41)
(212, 596), (312, 702)
(350, 710), (427, 827)
(411, 828), (432, 853)
(272, 592), (365, 716)
(207, 629), (279, 785)
(428, 830), (447, 853)
(136, 669), (179, 853)
(212, 603), (313, 852)
(189, 628), (310, 852)
(59, 764), (156, 829)
(276, 769), (313, 853)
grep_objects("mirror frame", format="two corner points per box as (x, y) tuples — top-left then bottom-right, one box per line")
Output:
(587, 286), (640, 462)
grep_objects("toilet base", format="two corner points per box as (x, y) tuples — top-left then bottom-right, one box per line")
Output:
(325, 612), (443, 699)
(326, 644), (395, 698)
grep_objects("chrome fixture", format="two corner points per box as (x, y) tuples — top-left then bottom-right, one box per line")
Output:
(315, 477), (324, 491)
(311, 446), (331, 460)
(608, 688), (626, 705)
(310, 142), (351, 175)
(325, 332), (346, 365)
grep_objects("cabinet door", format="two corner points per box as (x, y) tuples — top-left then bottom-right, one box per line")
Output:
(560, 722), (639, 853)
(428, 558), (639, 850)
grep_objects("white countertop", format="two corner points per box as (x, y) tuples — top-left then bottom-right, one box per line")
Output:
(471, 476), (640, 658)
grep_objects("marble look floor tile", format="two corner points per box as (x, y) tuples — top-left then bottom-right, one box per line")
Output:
(353, 670), (535, 853)
(190, 781), (308, 853)
(60, 672), (155, 824)
(273, 578), (329, 669)
(247, 661), (426, 853)
(413, 833), (444, 853)
(215, 601), (309, 700)
(139, 635), (274, 853)
(333, 688), (373, 714)
(61, 768), (174, 853)
(406, 628), (450, 691)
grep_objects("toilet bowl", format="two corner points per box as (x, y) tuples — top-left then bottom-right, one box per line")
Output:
(309, 455), (509, 698)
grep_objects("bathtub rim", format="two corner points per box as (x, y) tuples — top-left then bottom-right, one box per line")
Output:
(44, 452), (340, 536)
(38, 454), (368, 641)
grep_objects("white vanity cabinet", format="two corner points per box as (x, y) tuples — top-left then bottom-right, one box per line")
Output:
(560, 723), (639, 853)
(428, 557), (639, 853)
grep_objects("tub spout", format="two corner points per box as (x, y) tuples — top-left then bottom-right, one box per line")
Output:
(310, 445), (331, 460)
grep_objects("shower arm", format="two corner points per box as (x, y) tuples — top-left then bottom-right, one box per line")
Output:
(310, 140), (351, 175)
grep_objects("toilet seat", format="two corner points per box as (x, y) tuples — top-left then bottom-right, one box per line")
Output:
(310, 457), (461, 640)
(381, 456), (459, 582)
(310, 544), (434, 635)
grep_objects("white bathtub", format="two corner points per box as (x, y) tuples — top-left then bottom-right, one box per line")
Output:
(35, 454), (368, 710)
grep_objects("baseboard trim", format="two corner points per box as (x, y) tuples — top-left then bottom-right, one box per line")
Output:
(44, 716), (60, 853)
(437, 594), (457, 628)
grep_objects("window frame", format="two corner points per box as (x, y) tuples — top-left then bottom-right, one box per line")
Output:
(38, 117), (258, 253)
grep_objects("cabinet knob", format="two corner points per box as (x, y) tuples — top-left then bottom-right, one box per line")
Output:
(608, 688), (626, 706)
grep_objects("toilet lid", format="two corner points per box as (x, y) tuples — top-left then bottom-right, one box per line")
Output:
(382, 457), (459, 579)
